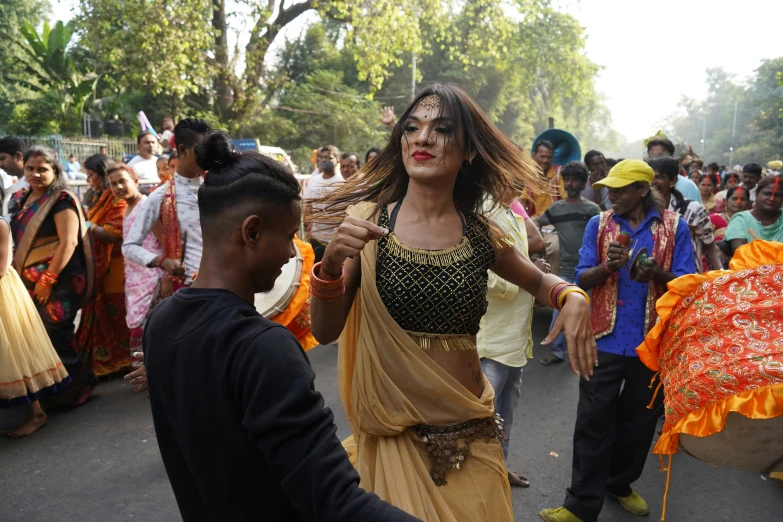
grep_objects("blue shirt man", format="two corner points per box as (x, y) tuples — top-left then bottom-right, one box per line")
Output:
(541, 160), (696, 522)
(575, 208), (695, 356)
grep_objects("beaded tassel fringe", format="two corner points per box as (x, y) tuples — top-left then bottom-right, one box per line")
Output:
(386, 233), (474, 266)
(407, 332), (476, 351)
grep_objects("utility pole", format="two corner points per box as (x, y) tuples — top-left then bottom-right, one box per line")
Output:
(411, 52), (417, 99)
(701, 116), (707, 155)
(730, 101), (738, 165)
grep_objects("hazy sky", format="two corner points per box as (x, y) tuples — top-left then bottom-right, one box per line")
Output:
(562, 0), (783, 141)
(54, 0), (783, 141)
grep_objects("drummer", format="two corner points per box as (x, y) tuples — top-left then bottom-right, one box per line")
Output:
(540, 160), (695, 522)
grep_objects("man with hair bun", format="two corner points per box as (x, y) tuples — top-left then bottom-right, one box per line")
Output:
(144, 130), (419, 522)
(123, 118), (211, 302)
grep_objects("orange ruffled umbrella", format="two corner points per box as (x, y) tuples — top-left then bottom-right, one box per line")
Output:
(637, 241), (783, 518)
(637, 240), (783, 465)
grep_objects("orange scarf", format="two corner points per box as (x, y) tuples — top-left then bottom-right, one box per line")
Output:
(160, 181), (185, 286)
(88, 190), (127, 281)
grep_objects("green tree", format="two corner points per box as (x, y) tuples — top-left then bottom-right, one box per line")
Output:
(75, 0), (584, 132)
(373, 3), (617, 152)
(6, 20), (99, 134)
(667, 64), (783, 166)
(247, 23), (388, 166)
(739, 58), (783, 163)
(75, 0), (214, 120)
(0, 0), (50, 131)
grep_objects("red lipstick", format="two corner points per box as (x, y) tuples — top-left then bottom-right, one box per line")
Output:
(412, 150), (435, 161)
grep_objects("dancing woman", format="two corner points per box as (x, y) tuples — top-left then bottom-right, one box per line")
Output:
(8, 146), (96, 405)
(310, 84), (596, 522)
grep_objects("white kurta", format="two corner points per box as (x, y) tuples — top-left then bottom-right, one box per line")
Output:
(122, 174), (202, 284)
(476, 204), (535, 368)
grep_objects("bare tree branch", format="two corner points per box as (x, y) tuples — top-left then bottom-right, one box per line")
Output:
(244, 0), (315, 97)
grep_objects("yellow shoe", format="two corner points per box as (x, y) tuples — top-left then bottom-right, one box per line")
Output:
(538, 506), (584, 522)
(606, 490), (650, 516)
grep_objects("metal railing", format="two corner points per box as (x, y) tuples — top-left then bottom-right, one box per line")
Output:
(5, 135), (138, 163)
(3, 175), (312, 215)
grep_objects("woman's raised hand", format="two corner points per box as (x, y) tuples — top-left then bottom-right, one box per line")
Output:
(321, 216), (389, 277)
(541, 293), (598, 380)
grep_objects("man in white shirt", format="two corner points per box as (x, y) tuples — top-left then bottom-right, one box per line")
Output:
(478, 198), (546, 489)
(127, 131), (161, 182)
(0, 136), (28, 202)
(123, 119), (211, 297)
(741, 163), (763, 204)
(303, 145), (344, 262)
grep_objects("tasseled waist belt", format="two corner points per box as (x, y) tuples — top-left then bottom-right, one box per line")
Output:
(405, 331), (476, 351)
(411, 413), (507, 486)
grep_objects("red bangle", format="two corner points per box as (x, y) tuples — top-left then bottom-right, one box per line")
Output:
(38, 269), (59, 287)
(548, 282), (569, 307)
(311, 262), (345, 302)
(603, 259), (617, 273)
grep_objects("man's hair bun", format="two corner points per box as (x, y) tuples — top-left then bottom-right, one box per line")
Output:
(194, 130), (241, 172)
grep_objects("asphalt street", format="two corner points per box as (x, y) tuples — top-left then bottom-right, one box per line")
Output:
(1, 308), (781, 522)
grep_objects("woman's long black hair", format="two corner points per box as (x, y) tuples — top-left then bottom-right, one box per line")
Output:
(83, 154), (112, 190)
(309, 83), (542, 233)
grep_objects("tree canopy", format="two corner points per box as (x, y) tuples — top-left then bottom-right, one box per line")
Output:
(665, 60), (783, 166)
(1, 0), (623, 166)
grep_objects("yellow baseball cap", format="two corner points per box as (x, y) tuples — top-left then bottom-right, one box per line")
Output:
(593, 159), (654, 189)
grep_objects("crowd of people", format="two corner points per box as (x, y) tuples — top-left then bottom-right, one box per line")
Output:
(0, 82), (781, 522)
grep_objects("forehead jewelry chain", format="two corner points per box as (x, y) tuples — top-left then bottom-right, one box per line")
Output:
(420, 94), (440, 109)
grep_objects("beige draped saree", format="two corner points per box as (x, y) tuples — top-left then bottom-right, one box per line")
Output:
(338, 203), (513, 522)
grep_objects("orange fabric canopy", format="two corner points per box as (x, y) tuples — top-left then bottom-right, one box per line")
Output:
(636, 240), (783, 456)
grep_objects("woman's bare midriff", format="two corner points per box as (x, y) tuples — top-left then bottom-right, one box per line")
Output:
(424, 342), (484, 398)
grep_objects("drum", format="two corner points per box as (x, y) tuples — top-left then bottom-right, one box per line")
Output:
(637, 240), (783, 472)
(253, 238), (318, 351)
(254, 243), (303, 319)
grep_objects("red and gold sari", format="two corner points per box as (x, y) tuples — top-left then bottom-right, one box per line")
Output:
(72, 190), (131, 377)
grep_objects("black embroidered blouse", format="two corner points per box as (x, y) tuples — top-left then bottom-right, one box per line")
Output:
(376, 205), (496, 337)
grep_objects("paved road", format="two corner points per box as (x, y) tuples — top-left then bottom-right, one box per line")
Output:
(2, 308), (781, 521)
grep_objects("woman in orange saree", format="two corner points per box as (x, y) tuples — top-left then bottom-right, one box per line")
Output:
(72, 155), (131, 377)
(309, 84), (597, 522)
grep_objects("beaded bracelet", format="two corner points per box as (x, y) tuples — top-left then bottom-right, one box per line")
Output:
(310, 262), (345, 303)
(38, 269), (59, 288)
(557, 286), (590, 310)
(603, 259), (617, 273)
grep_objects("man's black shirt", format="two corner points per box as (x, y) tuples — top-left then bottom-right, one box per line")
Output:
(144, 288), (417, 522)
